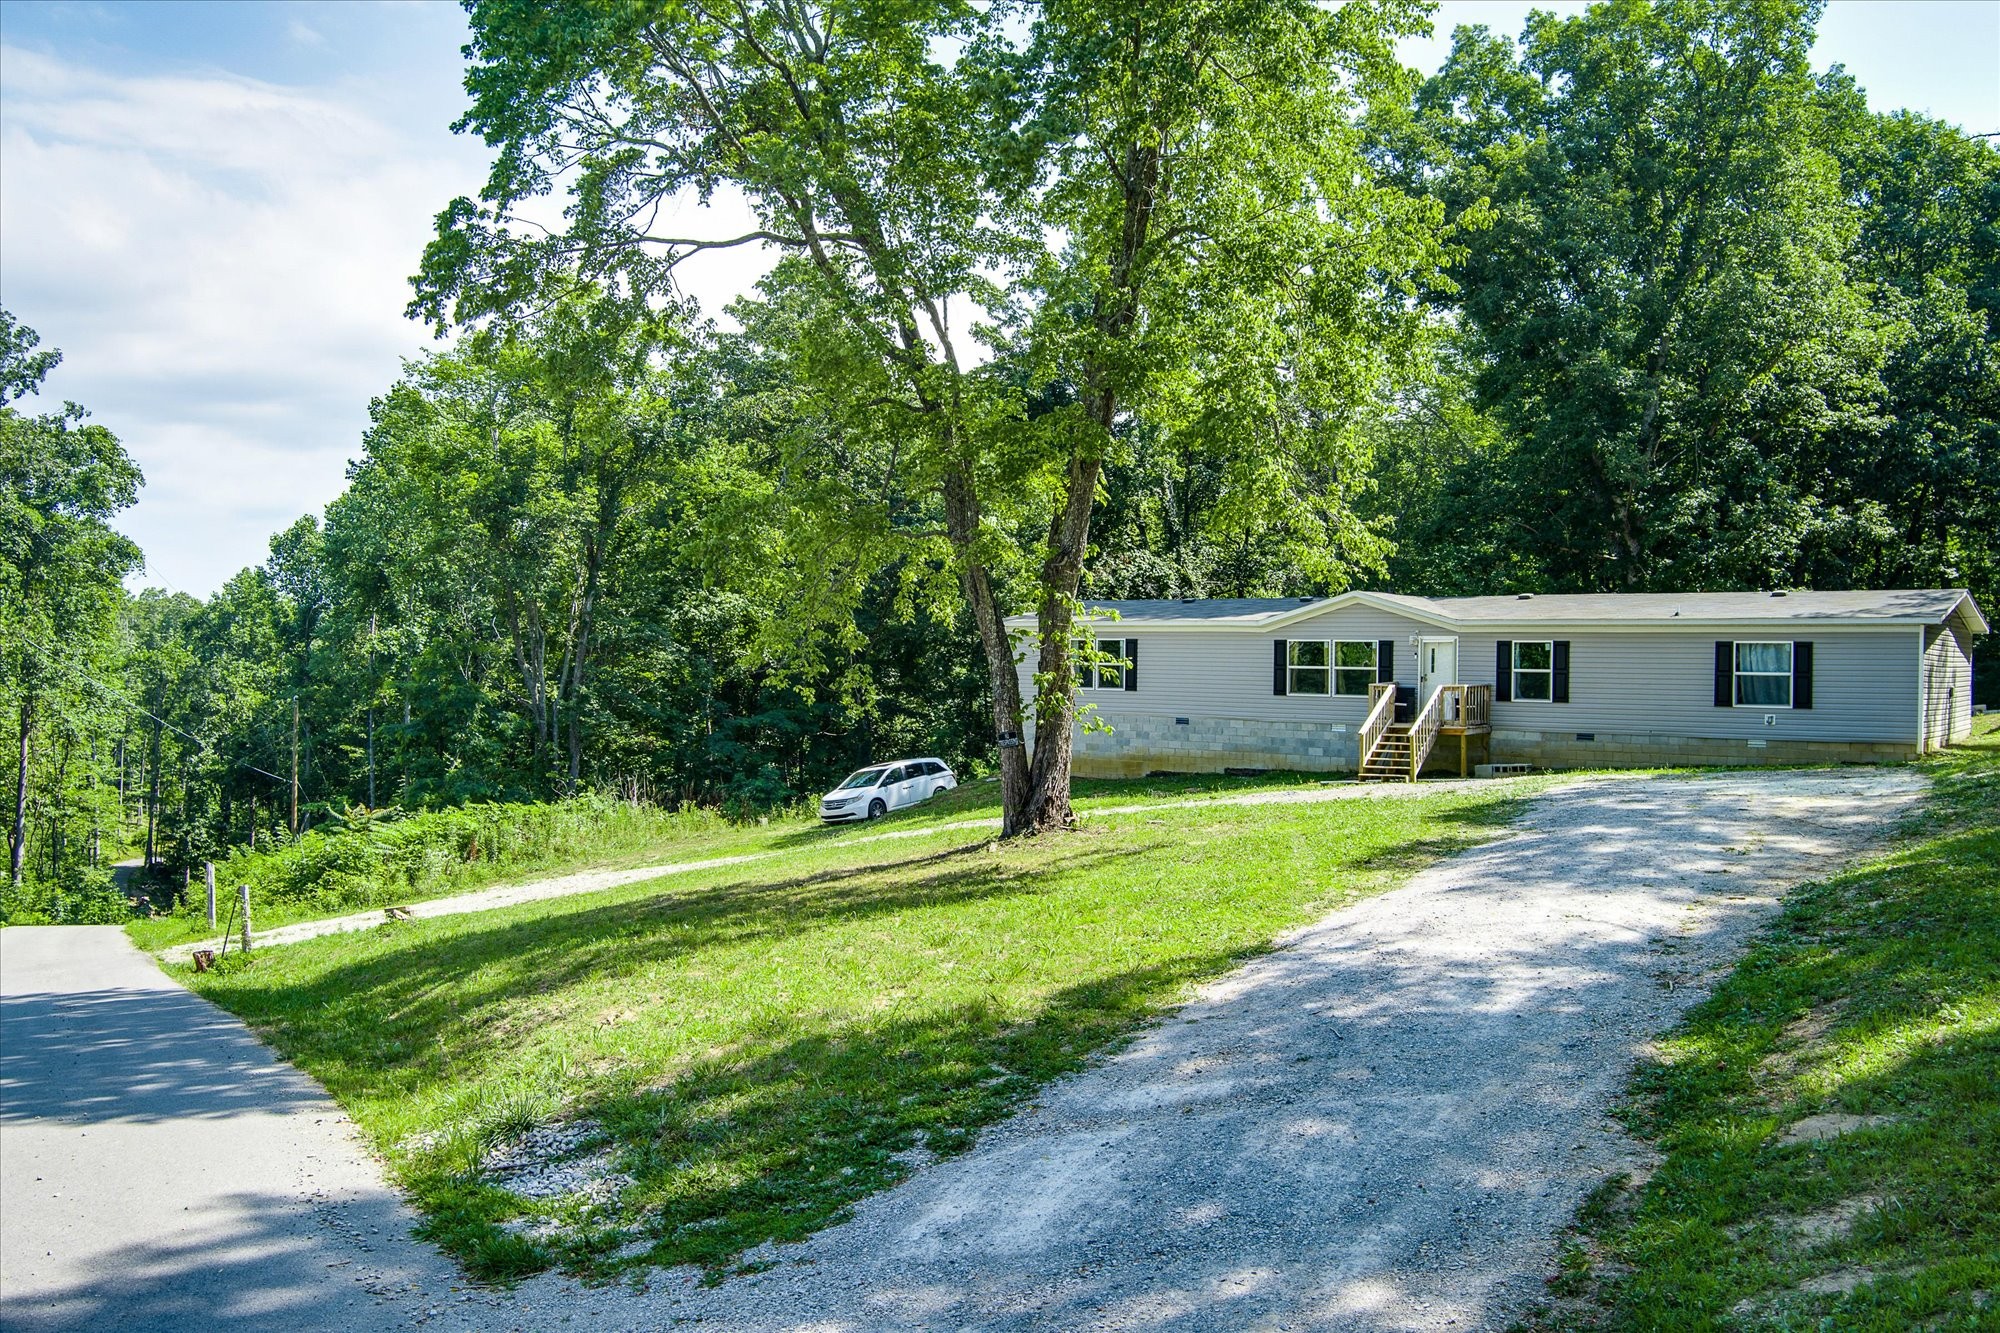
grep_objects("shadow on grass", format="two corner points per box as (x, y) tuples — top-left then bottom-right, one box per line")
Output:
(407, 949), (1247, 1280)
(192, 837), (1158, 1112)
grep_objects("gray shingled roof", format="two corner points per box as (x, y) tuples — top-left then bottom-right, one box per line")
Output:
(1026, 588), (1983, 631)
(1422, 589), (1977, 624)
(1062, 597), (1330, 623)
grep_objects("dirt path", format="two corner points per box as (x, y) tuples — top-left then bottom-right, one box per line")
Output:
(480, 766), (1924, 1331)
(157, 776), (1507, 963)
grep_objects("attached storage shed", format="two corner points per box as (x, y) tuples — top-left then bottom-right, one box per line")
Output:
(1006, 589), (1986, 778)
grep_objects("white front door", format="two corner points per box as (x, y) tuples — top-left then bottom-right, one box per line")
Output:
(1419, 637), (1458, 707)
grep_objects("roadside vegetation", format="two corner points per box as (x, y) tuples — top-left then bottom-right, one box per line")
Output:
(125, 768), (1429, 950)
(176, 777), (1546, 1281)
(1525, 716), (2000, 1331)
(126, 796), (764, 950)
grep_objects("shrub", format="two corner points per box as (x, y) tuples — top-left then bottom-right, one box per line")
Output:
(193, 795), (729, 916)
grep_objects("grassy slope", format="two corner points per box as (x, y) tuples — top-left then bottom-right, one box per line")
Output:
(180, 775), (1546, 1282)
(1526, 716), (2000, 1332)
(125, 770), (1379, 952)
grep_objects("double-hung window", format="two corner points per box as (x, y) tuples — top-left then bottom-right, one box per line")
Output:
(1076, 637), (1137, 690)
(1287, 640), (1331, 694)
(1734, 641), (1793, 707)
(1333, 641), (1378, 696)
(1511, 641), (1554, 701)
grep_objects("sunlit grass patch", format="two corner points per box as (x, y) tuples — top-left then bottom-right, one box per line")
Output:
(1522, 717), (2000, 1332)
(177, 780), (1535, 1281)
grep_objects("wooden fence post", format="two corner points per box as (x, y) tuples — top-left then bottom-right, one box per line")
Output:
(205, 862), (216, 928)
(238, 885), (252, 954)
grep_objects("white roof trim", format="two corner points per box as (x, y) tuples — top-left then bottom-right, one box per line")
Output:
(1003, 588), (1988, 634)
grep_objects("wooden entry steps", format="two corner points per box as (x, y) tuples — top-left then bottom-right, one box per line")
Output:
(1358, 683), (1494, 782)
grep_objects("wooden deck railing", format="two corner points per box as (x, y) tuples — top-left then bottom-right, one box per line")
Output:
(1358, 681), (1397, 772)
(1406, 686), (1443, 780)
(1437, 683), (1491, 730)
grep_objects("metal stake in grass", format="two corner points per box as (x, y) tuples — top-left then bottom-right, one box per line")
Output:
(205, 861), (216, 928)
(238, 884), (252, 955)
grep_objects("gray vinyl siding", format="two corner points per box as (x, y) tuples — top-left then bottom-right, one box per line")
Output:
(1457, 626), (1917, 744)
(1022, 617), (1922, 745)
(1922, 624), (1974, 748)
(1017, 606), (1430, 730)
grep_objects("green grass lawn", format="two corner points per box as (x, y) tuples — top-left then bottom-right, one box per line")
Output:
(126, 768), (1444, 952)
(1523, 716), (2000, 1332)
(176, 775), (1545, 1282)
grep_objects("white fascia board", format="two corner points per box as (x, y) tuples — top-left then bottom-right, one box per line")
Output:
(1004, 590), (1987, 635)
(1006, 612), (1950, 634)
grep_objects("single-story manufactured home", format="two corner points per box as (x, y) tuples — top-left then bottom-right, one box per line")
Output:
(1006, 589), (1986, 779)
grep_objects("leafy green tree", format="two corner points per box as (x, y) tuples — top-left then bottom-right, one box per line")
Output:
(416, 0), (1459, 832)
(1, 310), (143, 886)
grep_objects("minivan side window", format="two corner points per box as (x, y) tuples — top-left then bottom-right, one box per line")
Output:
(881, 767), (904, 784)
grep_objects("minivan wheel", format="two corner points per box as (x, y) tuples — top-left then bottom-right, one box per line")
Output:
(868, 798), (887, 820)
(933, 784), (948, 800)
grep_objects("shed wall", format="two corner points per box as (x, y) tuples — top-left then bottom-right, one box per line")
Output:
(1922, 623), (1975, 748)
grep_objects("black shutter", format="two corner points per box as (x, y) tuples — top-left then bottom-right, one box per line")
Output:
(1124, 638), (1139, 692)
(1377, 639), (1395, 683)
(1552, 640), (1571, 703)
(1273, 639), (1288, 695)
(1715, 641), (1734, 707)
(1495, 640), (1513, 703)
(1793, 640), (1812, 710)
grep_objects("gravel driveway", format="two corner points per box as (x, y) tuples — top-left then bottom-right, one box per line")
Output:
(491, 766), (1925, 1331)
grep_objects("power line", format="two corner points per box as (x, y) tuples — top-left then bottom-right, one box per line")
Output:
(7, 633), (289, 786)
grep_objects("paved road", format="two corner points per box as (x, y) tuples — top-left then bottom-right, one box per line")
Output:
(0, 926), (505, 1332)
(0, 769), (1924, 1332)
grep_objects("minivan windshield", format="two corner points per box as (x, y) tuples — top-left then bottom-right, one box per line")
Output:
(837, 767), (887, 790)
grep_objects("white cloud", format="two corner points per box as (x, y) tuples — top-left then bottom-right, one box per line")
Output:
(0, 41), (487, 596)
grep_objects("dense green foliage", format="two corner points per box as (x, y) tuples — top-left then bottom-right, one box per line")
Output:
(4, 0), (1994, 908)
(1526, 716), (2000, 1330)
(200, 796), (730, 919)
(1360, 0), (1999, 635)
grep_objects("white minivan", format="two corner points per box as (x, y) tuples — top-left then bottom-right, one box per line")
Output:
(818, 758), (958, 823)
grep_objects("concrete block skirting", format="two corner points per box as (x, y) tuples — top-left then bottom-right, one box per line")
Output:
(1051, 714), (1917, 779)
(1488, 729), (1919, 769)
(1062, 714), (1364, 779)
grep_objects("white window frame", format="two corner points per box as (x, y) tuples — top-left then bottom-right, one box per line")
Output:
(1333, 640), (1378, 697)
(1512, 640), (1555, 702)
(1287, 639), (1331, 695)
(1734, 640), (1794, 709)
(1076, 639), (1131, 691)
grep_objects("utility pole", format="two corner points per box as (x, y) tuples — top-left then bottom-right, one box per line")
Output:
(366, 613), (377, 809)
(289, 696), (299, 837)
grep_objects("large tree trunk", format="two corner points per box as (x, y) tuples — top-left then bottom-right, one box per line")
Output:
(1022, 454), (1104, 832)
(941, 466), (1034, 834)
(9, 692), (31, 886)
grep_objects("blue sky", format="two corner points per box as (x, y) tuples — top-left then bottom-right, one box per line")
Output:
(3, 0), (1997, 597)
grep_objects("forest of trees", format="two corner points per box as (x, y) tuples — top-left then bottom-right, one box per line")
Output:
(4, 0), (1995, 915)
